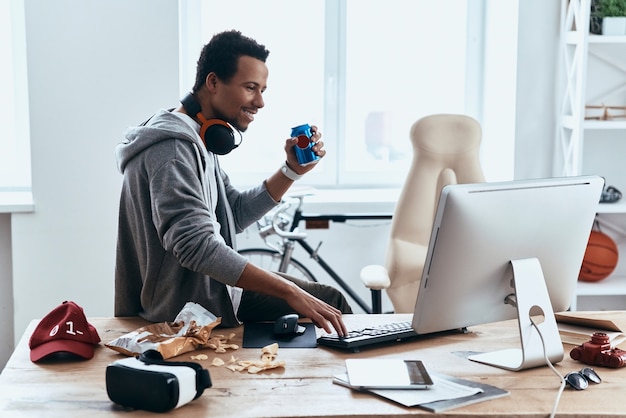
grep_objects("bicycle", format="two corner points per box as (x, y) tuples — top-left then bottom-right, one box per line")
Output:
(238, 191), (392, 314)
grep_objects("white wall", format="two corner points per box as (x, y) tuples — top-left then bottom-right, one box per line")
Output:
(0, 214), (13, 370)
(7, 0), (180, 360)
(2, 0), (561, 370)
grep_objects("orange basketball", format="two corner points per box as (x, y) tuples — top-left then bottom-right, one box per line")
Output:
(579, 230), (619, 282)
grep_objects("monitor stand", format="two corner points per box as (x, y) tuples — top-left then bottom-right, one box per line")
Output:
(468, 258), (564, 371)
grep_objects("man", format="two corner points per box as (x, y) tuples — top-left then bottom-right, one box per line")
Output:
(114, 30), (350, 335)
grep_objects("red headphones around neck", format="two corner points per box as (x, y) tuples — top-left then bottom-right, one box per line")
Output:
(180, 92), (242, 155)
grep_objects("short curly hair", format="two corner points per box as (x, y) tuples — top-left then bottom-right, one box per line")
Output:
(193, 30), (270, 92)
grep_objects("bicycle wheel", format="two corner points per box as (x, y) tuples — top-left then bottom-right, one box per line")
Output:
(238, 248), (318, 282)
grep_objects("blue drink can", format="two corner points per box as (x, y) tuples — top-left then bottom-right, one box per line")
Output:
(291, 123), (320, 165)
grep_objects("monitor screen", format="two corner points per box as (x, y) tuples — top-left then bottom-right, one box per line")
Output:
(412, 176), (603, 338)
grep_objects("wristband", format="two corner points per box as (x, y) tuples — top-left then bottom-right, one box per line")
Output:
(280, 163), (303, 181)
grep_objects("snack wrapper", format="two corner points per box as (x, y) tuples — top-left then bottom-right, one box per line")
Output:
(106, 302), (222, 359)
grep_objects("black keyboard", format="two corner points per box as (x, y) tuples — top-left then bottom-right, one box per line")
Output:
(317, 321), (418, 351)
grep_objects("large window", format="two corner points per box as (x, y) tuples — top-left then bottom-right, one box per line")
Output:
(181, 0), (517, 188)
(0, 0), (30, 190)
(340, 1), (468, 185)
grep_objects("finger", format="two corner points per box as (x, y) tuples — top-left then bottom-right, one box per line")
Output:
(335, 315), (348, 337)
(320, 306), (346, 336)
(312, 315), (333, 335)
(313, 140), (324, 149)
(284, 137), (298, 154)
(325, 316), (346, 337)
(311, 306), (338, 335)
(327, 307), (347, 336)
(310, 126), (321, 140)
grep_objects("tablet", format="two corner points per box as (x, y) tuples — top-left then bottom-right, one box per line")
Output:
(345, 359), (434, 390)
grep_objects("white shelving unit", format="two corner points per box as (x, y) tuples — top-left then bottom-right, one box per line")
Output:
(559, 0), (626, 310)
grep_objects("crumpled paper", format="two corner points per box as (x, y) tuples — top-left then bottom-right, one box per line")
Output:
(105, 302), (222, 359)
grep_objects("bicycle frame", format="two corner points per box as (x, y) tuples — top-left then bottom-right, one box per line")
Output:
(286, 201), (392, 314)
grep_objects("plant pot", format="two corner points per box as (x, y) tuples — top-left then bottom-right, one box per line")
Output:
(601, 16), (626, 35)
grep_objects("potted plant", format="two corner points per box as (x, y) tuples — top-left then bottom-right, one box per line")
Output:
(593, 0), (626, 35)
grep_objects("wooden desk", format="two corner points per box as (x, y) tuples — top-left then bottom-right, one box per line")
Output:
(1, 314), (625, 417)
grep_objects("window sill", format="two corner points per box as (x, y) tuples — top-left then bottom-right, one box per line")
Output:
(0, 191), (34, 213)
(290, 187), (400, 214)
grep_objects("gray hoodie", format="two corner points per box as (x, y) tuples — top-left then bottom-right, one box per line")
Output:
(114, 109), (278, 326)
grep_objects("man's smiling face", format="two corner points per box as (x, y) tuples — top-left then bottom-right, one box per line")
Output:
(209, 55), (268, 132)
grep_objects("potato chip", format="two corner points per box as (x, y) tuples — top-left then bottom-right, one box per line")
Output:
(190, 354), (209, 361)
(246, 360), (286, 374)
(226, 364), (244, 372)
(205, 340), (285, 373)
(262, 342), (279, 355)
(204, 333), (239, 353)
(247, 365), (264, 374)
(217, 343), (286, 373)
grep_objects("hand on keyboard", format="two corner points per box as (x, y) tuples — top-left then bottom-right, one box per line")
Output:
(318, 321), (418, 350)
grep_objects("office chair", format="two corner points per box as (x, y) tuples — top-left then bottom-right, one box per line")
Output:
(361, 114), (485, 313)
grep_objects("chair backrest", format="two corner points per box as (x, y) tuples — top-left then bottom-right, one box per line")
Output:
(385, 114), (485, 312)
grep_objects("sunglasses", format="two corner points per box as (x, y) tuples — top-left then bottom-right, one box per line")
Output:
(565, 367), (602, 390)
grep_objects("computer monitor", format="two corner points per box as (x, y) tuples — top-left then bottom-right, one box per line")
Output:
(411, 175), (604, 371)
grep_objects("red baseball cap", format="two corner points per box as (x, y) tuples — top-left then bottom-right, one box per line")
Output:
(29, 301), (101, 362)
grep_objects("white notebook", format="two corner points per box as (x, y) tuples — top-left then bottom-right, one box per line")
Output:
(345, 359), (434, 390)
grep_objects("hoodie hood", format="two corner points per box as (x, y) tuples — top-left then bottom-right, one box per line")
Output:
(116, 109), (203, 173)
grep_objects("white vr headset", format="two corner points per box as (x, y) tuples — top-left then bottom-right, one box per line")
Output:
(106, 349), (212, 412)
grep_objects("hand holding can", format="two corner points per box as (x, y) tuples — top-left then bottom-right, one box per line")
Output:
(291, 124), (321, 166)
